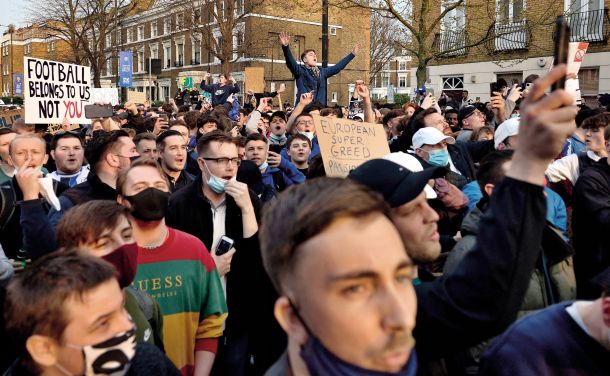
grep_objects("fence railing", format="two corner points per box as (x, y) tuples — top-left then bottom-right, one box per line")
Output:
(565, 9), (610, 43)
(488, 20), (531, 52)
(433, 29), (467, 56)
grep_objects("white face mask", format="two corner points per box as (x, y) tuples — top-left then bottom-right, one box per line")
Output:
(55, 328), (137, 376)
(299, 132), (314, 141)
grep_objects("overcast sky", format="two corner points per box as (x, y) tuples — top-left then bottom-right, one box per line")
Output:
(0, 0), (28, 30)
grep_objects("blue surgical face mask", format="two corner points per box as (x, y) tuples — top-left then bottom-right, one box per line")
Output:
(259, 161), (269, 172)
(427, 149), (449, 167)
(203, 161), (233, 193)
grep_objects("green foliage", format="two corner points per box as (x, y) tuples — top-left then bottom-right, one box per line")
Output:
(0, 96), (23, 105)
(393, 94), (411, 107)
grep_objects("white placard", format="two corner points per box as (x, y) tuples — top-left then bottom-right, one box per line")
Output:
(24, 57), (91, 124)
(89, 88), (119, 106)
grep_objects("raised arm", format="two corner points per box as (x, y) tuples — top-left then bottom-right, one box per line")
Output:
(286, 92), (314, 134)
(279, 32), (300, 78)
(324, 43), (359, 78)
(355, 81), (375, 123)
(414, 65), (577, 356)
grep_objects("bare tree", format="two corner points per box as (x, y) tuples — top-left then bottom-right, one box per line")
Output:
(369, 11), (402, 85)
(26, 0), (143, 87)
(179, 0), (265, 75)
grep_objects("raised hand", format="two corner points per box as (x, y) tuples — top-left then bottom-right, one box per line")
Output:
(300, 92), (314, 106)
(279, 31), (291, 46)
(356, 82), (370, 99)
(352, 42), (361, 56)
(507, 84), (522, 103)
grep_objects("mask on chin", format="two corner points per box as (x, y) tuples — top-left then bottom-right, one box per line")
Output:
(289, 299), (417, 376)
(299, 132), (315, 141)
(203, 161), (235, 193)
(102, 243), (138, 288)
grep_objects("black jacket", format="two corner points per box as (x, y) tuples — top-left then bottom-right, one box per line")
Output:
(0, 176), (68, 259)
(61, 170), (118, 206)
(166, 176), (285, 371)
(165, 170), (195, 193)
(414, 177), (547, 363)
(572, 158), (610, 299)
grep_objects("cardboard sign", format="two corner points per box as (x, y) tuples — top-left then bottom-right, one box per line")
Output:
(24, 57), (91, 124)
(314, 115), (390, 177)
(245, 67), (265, 93)
(0, 109), (24, 127)
(127, 90), (147, 104)
(89, 88), (120, 106)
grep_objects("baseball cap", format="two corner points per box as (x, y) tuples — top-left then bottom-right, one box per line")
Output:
(383, 152), (438, 199)
(348, 159), (445, 207)
(412, 127), (456, 149)
(458, 105), (477, 127)
(494, 117), (520, 149)
(270, 111), (287, 122)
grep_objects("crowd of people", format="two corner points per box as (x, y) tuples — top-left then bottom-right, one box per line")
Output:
(0, 32), (609, 376)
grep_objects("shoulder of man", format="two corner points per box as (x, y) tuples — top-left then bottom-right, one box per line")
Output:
(128, 343), (181, 376)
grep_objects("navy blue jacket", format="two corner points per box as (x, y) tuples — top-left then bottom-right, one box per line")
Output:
(282, 45), (354, 106)
(199, 82), (240, 106)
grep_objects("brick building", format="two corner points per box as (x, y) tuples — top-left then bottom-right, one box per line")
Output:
(103, 0), (371, 106)
(414, 0), (610, 104)
(0, 25), (72, 98)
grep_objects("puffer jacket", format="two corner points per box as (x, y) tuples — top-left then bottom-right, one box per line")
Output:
(441, 200), (576, 374)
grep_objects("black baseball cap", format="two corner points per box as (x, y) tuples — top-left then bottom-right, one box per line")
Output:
(458, 105), (477, 127)
(271, 111), (287, 122)
(348, 159), (445, 208)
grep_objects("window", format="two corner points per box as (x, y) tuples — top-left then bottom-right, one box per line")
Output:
(151, 21), (157, 37)
(162, 86), (170, 101)
(126, 28), (133, 43)
(176, 43), (184, 66)
(442, 76), (464, 89)
(494, 0), (527, 50)
(497, 0), (524, 24)
(237, 0), (245, 15)
(565, 0), (604, 42)
(164, 44), (171, 68)
(398, 75), (406, 87)
(381, 75), (390, 87)
(578, 67), (599, 95)
(150, 45), (158, 59)
(47, 41), (56, 52)
(331, 92), (337, 103)
(138, 50), (145, 72)
(24, 43), (31, 55)
(138, 26), (144, 41)
(193, 9), (201, 24)
(193, 41), (201, 64)
(106, 53), (112, 76)
(220, 1), (225, 20)
(398, 61), (407, 71)
(164, 19), (171, 35)
(106, 33), (112, 47)
(177, 14), (184, 30)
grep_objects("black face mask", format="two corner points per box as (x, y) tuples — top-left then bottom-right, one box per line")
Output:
(124, 187), (170, 221)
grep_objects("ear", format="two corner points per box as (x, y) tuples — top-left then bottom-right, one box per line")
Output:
(496, 142), (506, 151)
(198, 127), (205, 135)
(274, 296), (308, 346)
(6, 155), (15, 167)
(43, 154), (49, 165)
(415, 148), (426, 160)
(50, 150), (56, 161)
(105, 152), (119, 168)
(484, 183), (495, 197)
(26, 335), (59, 368)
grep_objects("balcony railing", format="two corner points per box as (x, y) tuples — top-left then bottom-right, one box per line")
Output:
(433, 29), (467, 56)
(565, 9), (610, 43)
(488, 20), (531, 52)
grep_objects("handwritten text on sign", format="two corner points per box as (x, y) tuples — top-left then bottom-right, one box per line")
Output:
(24, 58), (91, 124)
(314, 115), (390, 177)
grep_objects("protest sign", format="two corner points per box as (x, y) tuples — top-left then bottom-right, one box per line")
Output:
(128, 90), (146, 104)
(245, 67), (265, 93)
(314, 115), (390, 177)
(0, 109), (24, 127)
(23, 57), (91, 124)
(89, 88), (120, 106)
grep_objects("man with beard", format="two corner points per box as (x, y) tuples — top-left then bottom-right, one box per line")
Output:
(47, 131), (89, 187)
(156, 130), (194, 192)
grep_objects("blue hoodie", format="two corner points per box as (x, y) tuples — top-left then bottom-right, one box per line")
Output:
(261, 157), (305, 190)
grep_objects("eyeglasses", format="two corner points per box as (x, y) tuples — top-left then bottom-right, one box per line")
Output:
(202, 157), (241, 167)
(466, 110), (484, 119)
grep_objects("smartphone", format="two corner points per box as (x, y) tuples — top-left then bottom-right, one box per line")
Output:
(215, 236), (234, 256)
(269, 144), (283, 154)
(85, 104), (113, 119)
(490, 82), (499, 97)
(552, 16), (570, 91)
(425, 87), (435, 97)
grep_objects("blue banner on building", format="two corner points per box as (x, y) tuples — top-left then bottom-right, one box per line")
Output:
(13, 73), (23, 95)
(119, 51), (133, 88)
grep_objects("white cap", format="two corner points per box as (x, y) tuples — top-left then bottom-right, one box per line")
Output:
(383, 152), (438, 199)
(412, 127), (456, 149)
(494, 117), (520, 149)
